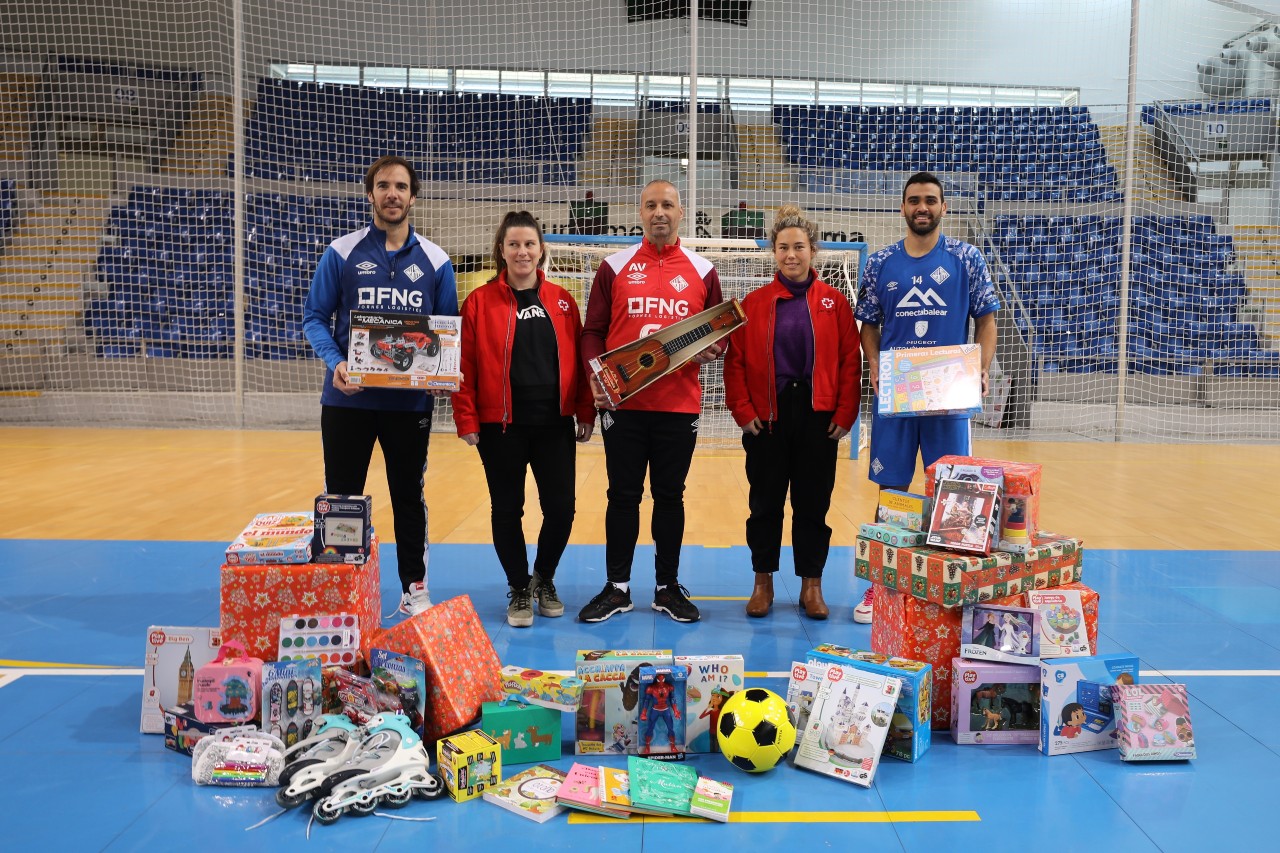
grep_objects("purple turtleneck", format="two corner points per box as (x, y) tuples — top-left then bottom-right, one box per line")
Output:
(773, 271), (815, 392)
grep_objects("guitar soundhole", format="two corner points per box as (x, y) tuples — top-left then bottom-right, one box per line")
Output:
(638, 352), (656, 369)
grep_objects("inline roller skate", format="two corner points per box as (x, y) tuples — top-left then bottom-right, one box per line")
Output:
(275, 714), (364, 808)
(310, 712), (442, 824)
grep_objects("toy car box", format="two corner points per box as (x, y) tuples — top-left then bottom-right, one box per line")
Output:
(347, 309), (461, 391)
(437, 729), (502, 802)
(1040, 653), (1139, 756)
(674, 654), (745, 754)
(807, 644), (932, 763)
(793, 662), (902, 788)
(950, 658), (1041, 745)
(480, 700), (562, 765)
(574, 649), (673, 755)
(876, 343), (983, 417)
(369, 648), (428, 736)
(224, 512), (313, 565)
(141, 625), (223, 734)
(311, 494), (373, 564)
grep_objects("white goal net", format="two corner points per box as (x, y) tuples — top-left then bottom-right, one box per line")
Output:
(1, 1), (1278, 441)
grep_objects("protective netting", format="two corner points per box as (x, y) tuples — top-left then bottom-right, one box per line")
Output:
(0, 1), (1276, 440)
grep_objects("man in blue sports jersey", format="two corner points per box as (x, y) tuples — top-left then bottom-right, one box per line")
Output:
(852, 172), (999, 624)
(303, 155), (459, 618)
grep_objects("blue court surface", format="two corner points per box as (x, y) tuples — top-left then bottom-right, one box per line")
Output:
(2, 539), (1277, 851)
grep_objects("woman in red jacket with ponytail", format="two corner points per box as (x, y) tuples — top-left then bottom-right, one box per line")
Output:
(723, 206), (861, 620)
(453, 211), (596, 628)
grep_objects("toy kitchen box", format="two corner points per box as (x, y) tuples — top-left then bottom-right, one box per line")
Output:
(311, 494), (373, 564)
(574, 649), (673, 755)
(347, 309), (461, 391)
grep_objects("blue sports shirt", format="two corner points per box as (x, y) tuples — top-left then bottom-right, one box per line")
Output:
(855, 234), (999, 351)
(303, 222), (458, 411)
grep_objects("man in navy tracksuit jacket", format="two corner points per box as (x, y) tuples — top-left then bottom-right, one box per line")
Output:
(303, 155), (458, 617)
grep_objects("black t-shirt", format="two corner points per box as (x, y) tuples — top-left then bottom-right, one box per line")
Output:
(509, 286), (562, 425)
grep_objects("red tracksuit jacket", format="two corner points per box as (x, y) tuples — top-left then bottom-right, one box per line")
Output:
(723, 271), (861, 431)
(453, 269), (595, 435)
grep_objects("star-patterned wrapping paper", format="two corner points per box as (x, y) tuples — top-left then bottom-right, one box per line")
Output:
(870, 580), (1098, 730)
(219, 534), (380, 661)
(371, 594), (503, 740)
(854, 532), (1083, 609)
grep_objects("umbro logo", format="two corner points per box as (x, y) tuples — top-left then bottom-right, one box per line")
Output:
(356, 261), (378, 275)
(898, 286), (946, 308)
(668, 274), (690, 293)
(930, 266), (950, 285)
(404, 264), (424, 282)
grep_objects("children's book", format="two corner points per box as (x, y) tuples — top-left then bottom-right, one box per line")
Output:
(598, 765), (633, 815)
(626, 755), (698, 816)
(555, 762), (629, 819)
(688, 776), (734, 822)
(482, 764), (568, 823)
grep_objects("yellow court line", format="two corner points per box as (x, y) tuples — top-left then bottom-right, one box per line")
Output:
(569, 810), (980, 825)
(0, 658), (121, 668)
(691, 595), (749, 602)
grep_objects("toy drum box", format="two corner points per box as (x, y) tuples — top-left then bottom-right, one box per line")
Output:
(193, 641), (263, 724)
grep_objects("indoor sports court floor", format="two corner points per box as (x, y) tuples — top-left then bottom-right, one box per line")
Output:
(2, 427), (1277, 851)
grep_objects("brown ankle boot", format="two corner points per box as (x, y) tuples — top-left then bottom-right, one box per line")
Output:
(800, 577), (829, 620)
(745, 572), (774, 617)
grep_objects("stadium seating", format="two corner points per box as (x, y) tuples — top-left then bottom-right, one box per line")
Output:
(88, 187), (368, 358)
(244, 79), (590, 186)
(987, 214), (1272, 376)
(0, 179), (15, 239)
(772, 105), (1121, 201)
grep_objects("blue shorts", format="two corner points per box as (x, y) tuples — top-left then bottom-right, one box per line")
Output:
(868, 412), (971, 486)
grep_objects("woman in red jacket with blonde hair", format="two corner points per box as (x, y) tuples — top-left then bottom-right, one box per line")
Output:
(723, 206), (861, 620)
(453, 211), (596, 628)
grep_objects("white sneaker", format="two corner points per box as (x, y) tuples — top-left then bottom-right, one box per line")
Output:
(397, 581), (432, 617)
(853, 586), (874, 624)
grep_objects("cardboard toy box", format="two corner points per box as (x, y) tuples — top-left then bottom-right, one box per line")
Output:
(480, 700), (562, 765)
(499, 665), (585, 712)
(860, 522), (928, 548)
(372, 594), (503, 740)
(347, 310), (461, 390)
(806, 644), (932, 763)
(224, 512), (313, 565)
(926, 455), (1046, 547)
(876, 489), (932, 531)
(674, 654), (745, 754)
(950, 659), (1041, 745)
(854, 531), (1084, 609)
(1040, 654), (1139, 756)
(219, 534), (380, 660)
(574, 649), (673, 755)
(793, 662), (902, 788)
(636, 664), (689, 757)
(1114, 683), (1197, 761)
(959, 603), (1041, 666)
(437, 730), (502, 802)
(926, 477), (1002, 556)
(311, 494), (372, 564)
(163, 703), (256, 756)
(141, 626), (223, 734)
(260, 658), (322, 747)
(876, 343), (983, 417)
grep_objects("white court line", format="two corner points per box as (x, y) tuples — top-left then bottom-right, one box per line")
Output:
(0, 668), (145, 677)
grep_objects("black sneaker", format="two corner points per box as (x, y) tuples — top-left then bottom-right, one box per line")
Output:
(578, 582), (634, 623)
(652, 583), (700, 623)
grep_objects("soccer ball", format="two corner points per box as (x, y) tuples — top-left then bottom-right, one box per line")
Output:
(717, 687), (797, 773)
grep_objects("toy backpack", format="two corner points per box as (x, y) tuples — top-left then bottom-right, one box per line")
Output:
(194, 641), (263, 724)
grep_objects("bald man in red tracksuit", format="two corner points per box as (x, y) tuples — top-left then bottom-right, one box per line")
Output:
(578, 180), (724, 624)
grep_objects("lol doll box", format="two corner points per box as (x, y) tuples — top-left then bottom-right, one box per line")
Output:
(1114, 683), (1196, 761)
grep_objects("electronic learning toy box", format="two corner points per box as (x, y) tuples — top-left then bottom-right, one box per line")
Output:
(807, 644), (932, 763)
(950, 659), (1040, 745)
(311, 494), (372, 564)
(575, 649), (673, 755)
(674, 654), (745, 754)
(793, 662), (902, 787)
(1040, 653), (1139, 756)
(224, 512), (313, 565)
(347, 310), (461, 391)
(876, 343), (983, 418)
(141, 626), (223, 734)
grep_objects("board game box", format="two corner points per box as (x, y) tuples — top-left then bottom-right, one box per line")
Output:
(876, 343), (983, 418)
(347, 310), (461, 390)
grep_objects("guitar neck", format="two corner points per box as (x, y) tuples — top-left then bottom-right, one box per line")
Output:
(661, 322), (716, 356)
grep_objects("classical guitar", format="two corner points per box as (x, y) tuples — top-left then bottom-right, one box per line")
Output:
(593, 300), (745, 404)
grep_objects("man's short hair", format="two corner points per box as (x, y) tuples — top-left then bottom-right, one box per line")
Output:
(641, 178), (681, 204)
(902, 171), (944, 204)
(365, 155), (420, 198)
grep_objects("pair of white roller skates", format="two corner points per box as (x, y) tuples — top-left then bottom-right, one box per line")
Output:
(275, 712), (443, 824)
